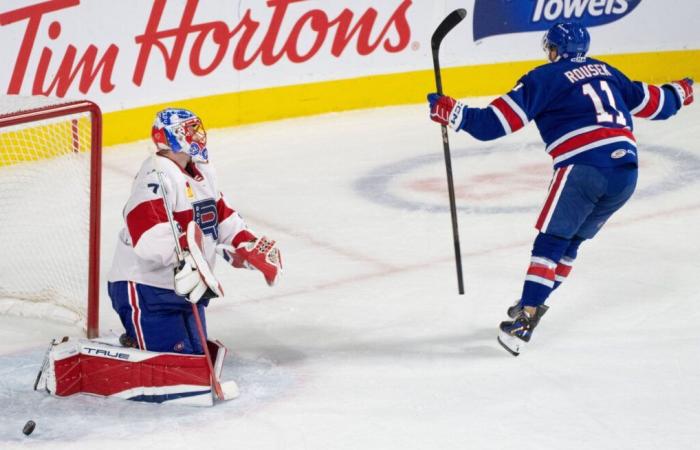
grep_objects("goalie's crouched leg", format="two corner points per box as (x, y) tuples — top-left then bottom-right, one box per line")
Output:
(36, 338), (230, 406)
(108, 281), (209, 354)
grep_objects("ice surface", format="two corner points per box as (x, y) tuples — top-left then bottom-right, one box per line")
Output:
(1, 98), (699, 449)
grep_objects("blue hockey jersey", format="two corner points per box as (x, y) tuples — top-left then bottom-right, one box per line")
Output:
(458, 57), (684, 169)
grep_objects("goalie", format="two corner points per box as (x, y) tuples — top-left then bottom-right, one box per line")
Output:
(37, 108), (282, 405)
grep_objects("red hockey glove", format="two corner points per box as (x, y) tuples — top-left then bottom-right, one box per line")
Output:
(428, 93), (467, 130)
(666, 78), (694, 107)
(219, 244), (250, 269)
(236, 237), (282, 286)
(218, 237), (282, 286)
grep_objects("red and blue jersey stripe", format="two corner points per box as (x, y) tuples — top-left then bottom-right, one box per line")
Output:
(459, 57), (684, 169)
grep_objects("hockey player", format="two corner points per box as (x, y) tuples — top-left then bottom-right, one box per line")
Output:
(36, 108), (283, 405)
(108, 107), (282, 354)
(428, 22), (694, 356)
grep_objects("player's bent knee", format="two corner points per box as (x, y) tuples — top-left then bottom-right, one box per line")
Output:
(531, 232), (571, 262)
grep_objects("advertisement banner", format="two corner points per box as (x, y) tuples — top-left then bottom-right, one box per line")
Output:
(473, 0), (643, 41)
(1, 0), (698, 144)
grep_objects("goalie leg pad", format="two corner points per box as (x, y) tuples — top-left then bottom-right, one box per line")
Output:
(38, 338), (230, 406)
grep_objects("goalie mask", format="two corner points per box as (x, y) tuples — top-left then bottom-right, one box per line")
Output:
(152, 108), (209, 163)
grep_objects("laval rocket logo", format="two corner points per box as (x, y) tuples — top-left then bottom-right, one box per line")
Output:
(473, 0), (642, 41)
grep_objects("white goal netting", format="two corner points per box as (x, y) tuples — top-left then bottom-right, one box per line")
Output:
(0, 96), (100, 331)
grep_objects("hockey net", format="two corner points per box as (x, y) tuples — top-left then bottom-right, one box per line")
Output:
(0, 96), (101, 338)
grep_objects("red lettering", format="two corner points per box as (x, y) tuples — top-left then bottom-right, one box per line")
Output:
(134, 0), (413, 83)
(133, 0), (199, 85)
(383, 0), (412, 53)
(329, 9), (380, 57)
(284, 10), (328, 63)
(0, 0), (79, 94)
(33, 43), (118, 96)
(2, 0), (415, 95)
(1, 0), (118, 96)
(230, 11), (262, 71)
(329, 0), (412, 57)
(189, 23), (230, 76)
(258, 0), (305, 66)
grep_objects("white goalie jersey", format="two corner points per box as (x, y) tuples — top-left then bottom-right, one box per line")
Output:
(107, 155), (255, 289)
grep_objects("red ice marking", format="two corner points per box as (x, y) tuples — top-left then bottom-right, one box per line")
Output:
(407, 178), (509, 200)
(405, 164), (547, 202)
(218, 201), (700, 306)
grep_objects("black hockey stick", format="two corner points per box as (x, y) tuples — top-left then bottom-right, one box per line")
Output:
(431, 9), (467, 295)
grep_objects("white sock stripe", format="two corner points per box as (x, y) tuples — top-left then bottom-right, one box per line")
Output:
(530, 256), (557, 268)
(525, 274), (555, 288)
(555, 275), (567, 282)
(559, 256), (575, 266)
(489, 104), (512, 134)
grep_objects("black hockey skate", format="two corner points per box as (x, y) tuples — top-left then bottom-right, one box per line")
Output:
(507, 299), (549, 319)
(498, 306), (548, 356)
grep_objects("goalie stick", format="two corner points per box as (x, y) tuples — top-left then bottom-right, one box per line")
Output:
(33, 336), (69, 391)
(33, 338), (56, 391)
(153, 163), (229, 401)
(431, 9), (468, 295)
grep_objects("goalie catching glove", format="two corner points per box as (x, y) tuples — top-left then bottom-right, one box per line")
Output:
(174, 221), (224, 302)
(218, 236), (282, 286)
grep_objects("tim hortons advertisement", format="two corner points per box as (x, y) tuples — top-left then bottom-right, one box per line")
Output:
(0, 0), (414, 110)
(0, 0), (697, 113)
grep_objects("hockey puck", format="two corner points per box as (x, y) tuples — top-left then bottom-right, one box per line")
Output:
(22, 420), (35, 436)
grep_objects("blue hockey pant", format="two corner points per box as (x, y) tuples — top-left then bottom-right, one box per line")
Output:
(521, 164), (638, 307)
(108, 281), (208, 354)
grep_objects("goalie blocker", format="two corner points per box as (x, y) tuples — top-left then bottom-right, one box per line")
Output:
(35, 337), (239, 406)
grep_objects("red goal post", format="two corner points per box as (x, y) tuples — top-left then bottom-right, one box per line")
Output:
(0, 97), (102, 338)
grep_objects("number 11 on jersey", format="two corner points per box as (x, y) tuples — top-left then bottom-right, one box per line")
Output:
(582, 80), (627, 126)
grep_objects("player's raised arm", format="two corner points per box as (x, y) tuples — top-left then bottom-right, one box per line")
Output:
(613, 67), (694, 120)
(214, 192), (283, 286)
(427, 77), (537, 141)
